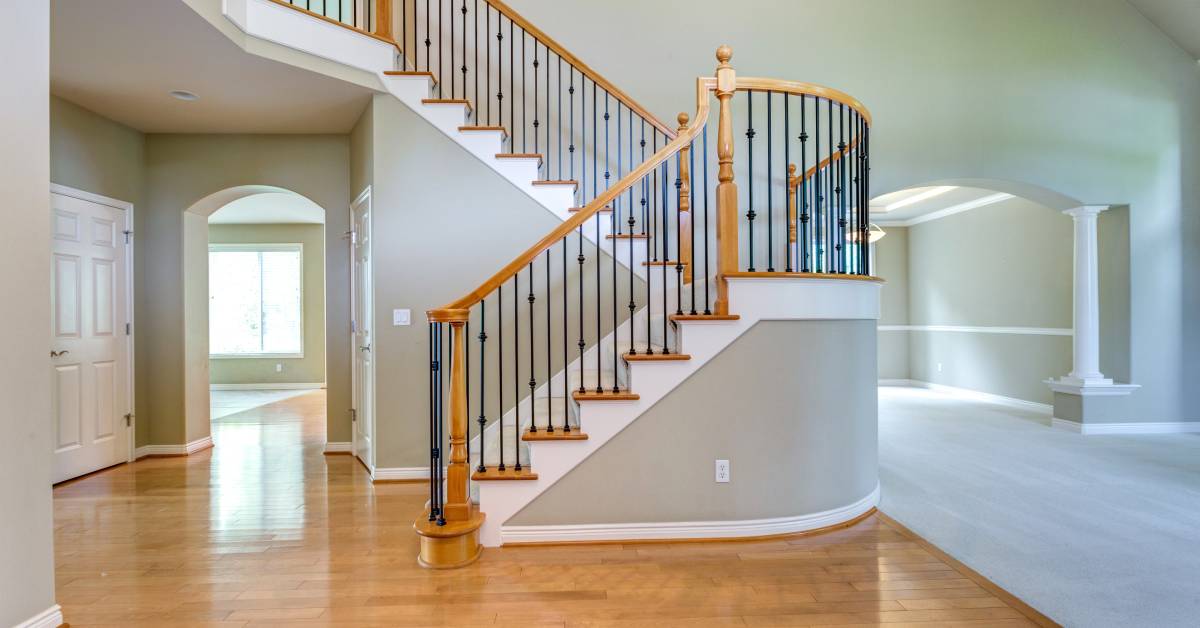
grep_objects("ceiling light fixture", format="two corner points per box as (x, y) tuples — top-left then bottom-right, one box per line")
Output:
(846, 223), (887, 244)
(883, 186), (955, 212)
(169, 90), (199, 102)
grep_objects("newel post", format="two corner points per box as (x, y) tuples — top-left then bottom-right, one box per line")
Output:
(677, 112), (694, 285)
(442, 319), (470, 521)
(713, 46), (738, 315)
(374, 0), (394, 39)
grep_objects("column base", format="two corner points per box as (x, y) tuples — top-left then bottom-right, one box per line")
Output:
(414, 508), (485, 569)
(1044, 377), (1137, 396)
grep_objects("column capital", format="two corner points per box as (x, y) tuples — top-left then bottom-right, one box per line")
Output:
(1062, 205), (1109, 218)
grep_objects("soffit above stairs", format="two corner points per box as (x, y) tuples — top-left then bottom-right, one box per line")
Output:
(1127, 0), (1200, 60)
(51, 0), (372, 133)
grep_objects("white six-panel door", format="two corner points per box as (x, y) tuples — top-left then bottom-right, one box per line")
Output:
(351, 192), (375, 471)
(50, 192), (130, 483)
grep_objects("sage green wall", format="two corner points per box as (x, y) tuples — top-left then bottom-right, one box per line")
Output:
(0, 3), (56, 625)
(512, 320), (878, 525)
(146, 135), (352, 445)
(49, 95), (152, 444)
(350, 100), (373, 198)
(875, 227), (909, 380)
(903, 197), (1072, 405)
(208, 224), (328, 386)
(502, 0), (1199, 423)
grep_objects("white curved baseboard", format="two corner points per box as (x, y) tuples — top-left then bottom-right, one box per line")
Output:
(500, 483), (880, 544)
(14, 605), (63, 628)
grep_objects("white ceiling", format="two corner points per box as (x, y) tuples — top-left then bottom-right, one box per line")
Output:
(870, 186), (1016, 225)
(1127, 0), (1200, 60)
(51, 0), (373, 133)
(209, 192), (325, 224)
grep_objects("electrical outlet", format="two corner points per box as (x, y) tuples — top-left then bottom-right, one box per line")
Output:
(393, 308), (411, 326)
(275, 363), (283, 373)
(715, 459), (730, 483)
(937, 362), (943, 373)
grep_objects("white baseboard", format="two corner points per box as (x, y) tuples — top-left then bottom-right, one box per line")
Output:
(372, 467), (430, 482)
(500, 484), (879, 544)
(14, 604), (63, 628)
(324, 441), (353, 453)
(1052, 418), (1200, 435)
(210, 382), (325, 391)
(880, 379), (1052, 415)
(135, 435), (213, 459)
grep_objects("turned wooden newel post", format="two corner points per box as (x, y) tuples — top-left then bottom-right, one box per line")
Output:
(442, 319), (470, 522)
(713, 45), (738, 315)
(415, 309), (484, 569)
(677, 112), (694, 285)
(374, 0), (394, 39)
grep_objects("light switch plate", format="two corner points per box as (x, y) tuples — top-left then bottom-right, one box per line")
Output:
(393, 309), (411, 326)
(715, 459), (730, 483)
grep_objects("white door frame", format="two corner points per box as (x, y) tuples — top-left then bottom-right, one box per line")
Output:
(349, 186), (375, 471)
(49, 182), (136, 465)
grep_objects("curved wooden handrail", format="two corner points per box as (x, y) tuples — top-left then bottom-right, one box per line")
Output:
(484, 0), (677, 139)
(790, 135), (864, 190)
(429, 77), (715, 321)
(734, 77), (872, 126)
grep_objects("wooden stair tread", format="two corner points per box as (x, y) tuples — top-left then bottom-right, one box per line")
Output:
(522, 429), (588, 441)
(643, 260), (687, 266)
(471, 466), (538, 481)
(572, 389), (640, 401)
(496, 153), (543, 165)
(532, 179), (578, 188)
(623, 352), (691, 362)
(422, 98), (473, 112)
(459, 125), (507, 137)
(670, 313), (741, 321)
(569, 206), (612, 213)
(606, 233), (649, 240)
(385, 70), (438, 85)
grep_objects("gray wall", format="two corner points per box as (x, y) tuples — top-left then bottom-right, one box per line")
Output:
(875, 226), (909, 380)
(512, 320), (878, 525)
(208, 223), (327, 386)
(501, 0), (1199, 423)
(147, 134), (352, 444)
(0, 3), (57, 625)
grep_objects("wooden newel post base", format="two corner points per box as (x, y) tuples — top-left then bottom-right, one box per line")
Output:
(415, 317), (483, 568)
(713, 45), (738, 315)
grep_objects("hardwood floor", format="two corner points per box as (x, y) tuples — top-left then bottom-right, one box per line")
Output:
(53, 390), (1050, 627)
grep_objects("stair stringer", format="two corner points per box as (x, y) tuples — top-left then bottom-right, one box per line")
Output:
(476, 276), (882, 546)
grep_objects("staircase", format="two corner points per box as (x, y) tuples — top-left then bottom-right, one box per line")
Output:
(234, 0), (879, 568)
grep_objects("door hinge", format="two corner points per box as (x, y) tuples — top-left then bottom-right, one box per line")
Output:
(124, 413), (132, 427)
(125, 322), (131, 336)
(123, 230), (133, 244)
(350, 408), (357, 422)
(351, 319), (357, 334)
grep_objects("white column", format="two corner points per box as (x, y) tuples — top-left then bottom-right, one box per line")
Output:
(1059, 205), (1111, 387)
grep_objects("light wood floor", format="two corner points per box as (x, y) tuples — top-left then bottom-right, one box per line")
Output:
(53, 390), (1051, 627)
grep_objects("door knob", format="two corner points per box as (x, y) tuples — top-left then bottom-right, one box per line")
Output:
(50, 350), (69, 358)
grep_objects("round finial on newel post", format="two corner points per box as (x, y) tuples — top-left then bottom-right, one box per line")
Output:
(677, 112), (690, 128)
(716, 45), (733, 66)
(788, 163), (797, 176)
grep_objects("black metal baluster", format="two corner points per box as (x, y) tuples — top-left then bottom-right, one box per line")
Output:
(646, 160), (654, 354)
(627, 109), (637, 353)
(521, 28), (527, 155)
(746, 90), (756, 272)
(767, 91), (775, 272)
(640, 121), (647, 235)
(800, 95), (809, 272)
(459, 0), (466, 100)
(703, 124), (711, 314)
(427, 322), (436, 518)
(513, 273), (521, 471)
(562, 237), (570, 432)
(661, 158), (670, 353)
(813, 97), (821, 272)
(473, 0), (478, 122)
(557, 57), (563, 181)
(497, 283), (504, 471)
(438, 0), (444, 98)
(533, 39), (539, 171)
(476, 299), (486, 472)
(837, 103), (846, 274)
(509, 20), (514, 153)
(689, 137), (697, 314)
(424, 0), (430, 72)
(607, 95), (617, 390)
(784, 94), (792, 272)
(544, 249), (551, 431)
(674, 153), (682, 315)
(569, 67), (575, 189)
(527, 263), (535, 433)
(577, 226), (585, 394)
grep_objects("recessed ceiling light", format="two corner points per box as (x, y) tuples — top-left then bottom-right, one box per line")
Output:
(169, 90), (199, 102)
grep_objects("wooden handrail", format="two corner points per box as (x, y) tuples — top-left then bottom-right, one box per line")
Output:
(429, 75), (715, 321)
(483, 0), (677, 139)
(734, 77), (872, 126)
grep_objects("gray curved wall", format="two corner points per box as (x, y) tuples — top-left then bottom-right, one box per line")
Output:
(510, 319), (878, 525)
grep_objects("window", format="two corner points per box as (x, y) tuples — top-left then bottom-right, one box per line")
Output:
(209, 244), (303, 357)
